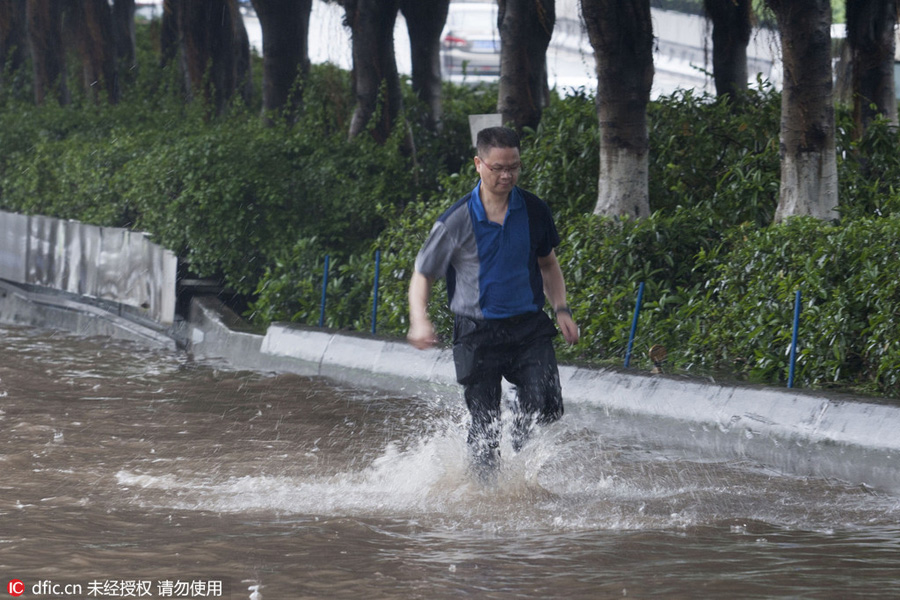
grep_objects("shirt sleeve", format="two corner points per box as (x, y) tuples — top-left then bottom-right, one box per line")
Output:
(534, 197), (560, 258)
(414, 221), (454, 280)
(542, 215), (560, 257)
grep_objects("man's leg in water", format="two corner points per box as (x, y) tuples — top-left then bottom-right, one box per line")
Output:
(463, 375), (503, 474)
(453, 315), (506, 476)
(507, 335), (563, 453)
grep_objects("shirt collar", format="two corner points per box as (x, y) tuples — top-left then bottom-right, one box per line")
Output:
(470, 181), (523, 223)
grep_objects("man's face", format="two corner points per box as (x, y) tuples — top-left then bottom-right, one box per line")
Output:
(475, 146), (521, 197)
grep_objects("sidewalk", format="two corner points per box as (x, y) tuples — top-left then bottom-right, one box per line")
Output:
(550, 6), (780, 90)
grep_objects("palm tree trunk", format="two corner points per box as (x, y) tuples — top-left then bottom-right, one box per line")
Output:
(582, 0), (653, 219)
(846, 0), (898, 137)
(704, 0), (751, 100)
(25, 0), (69, 105)
(767, 0), (838, 222)
(497, 0), (555, 132)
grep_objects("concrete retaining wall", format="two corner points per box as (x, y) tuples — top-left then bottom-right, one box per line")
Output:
(0, 210), (177, 325)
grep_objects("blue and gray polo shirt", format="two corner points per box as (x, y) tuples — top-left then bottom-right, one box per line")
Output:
(415, 182), (560, 320)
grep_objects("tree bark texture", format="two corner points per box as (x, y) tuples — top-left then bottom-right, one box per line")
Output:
(344, 0), (403, 142)
(160, 0), (178, 68)
(399, 0), (451, 131)
(112, 0), (136, 75)
(0, 0), (28, 91)
(250, 0), (313, 122)
(69, 0), (120, 103)
(497, 0), (554, 132)
(230, 0), (253, 104)
(846, 0), (898, 136)
(703, 0), (751, 99)
(581, 0), (653, 219)
(767, 0), (838, 222)
(25, 0), (68, 105)
(176, 0), (251, 115)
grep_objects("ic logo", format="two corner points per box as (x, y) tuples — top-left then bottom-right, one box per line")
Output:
(7, 580), (24, 597)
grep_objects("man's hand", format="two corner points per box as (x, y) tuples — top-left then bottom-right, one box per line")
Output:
(407, 317), (438, 350)
(556, 311), (579, 345)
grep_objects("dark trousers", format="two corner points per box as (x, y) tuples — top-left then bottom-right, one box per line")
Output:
(452, 311), (563, 467)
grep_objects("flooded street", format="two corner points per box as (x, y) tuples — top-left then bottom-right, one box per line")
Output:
(1, 324), (899, 599)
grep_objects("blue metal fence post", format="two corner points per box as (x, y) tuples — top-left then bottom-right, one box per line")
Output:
(624, 281), (645, 368)
(788, 290), (802, 388)
(318, 254), (330, 328)
(371, 249), (381, 334)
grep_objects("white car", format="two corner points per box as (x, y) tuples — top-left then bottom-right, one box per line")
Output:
(441, 2), (501, 80)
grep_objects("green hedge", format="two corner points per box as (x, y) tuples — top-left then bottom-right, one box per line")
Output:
(316, 85), (900, 397)
(0, 40), (497, 297)
(5, 27), (900, 397)
(686, 217), (900, 393)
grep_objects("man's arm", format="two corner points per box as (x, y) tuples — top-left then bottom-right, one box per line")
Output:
(538, 250), (579, 345)
(407, 270), (439, 349)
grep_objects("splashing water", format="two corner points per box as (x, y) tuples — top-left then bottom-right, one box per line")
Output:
(3, 325), (900, 599)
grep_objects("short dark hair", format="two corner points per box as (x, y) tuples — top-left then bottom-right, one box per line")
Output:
(476, 126), (520, 157)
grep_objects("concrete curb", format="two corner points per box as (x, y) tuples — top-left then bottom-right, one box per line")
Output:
(188, 297), (459, 397)
(3, 287), (899, 493)
(0, 279), (177, 350)
(262, 316), (899, 453)
(186, 296), (900, 493)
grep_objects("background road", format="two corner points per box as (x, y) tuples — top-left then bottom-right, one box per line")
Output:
(241, 2), (741, 99)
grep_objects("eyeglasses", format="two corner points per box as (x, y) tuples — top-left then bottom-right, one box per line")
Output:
(480, 161), (521, 176)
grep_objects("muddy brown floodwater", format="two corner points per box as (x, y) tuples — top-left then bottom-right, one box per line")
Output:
(1, 324), (898, 599)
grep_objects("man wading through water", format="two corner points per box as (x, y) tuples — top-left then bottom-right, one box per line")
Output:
(407, 126), (579, 478)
